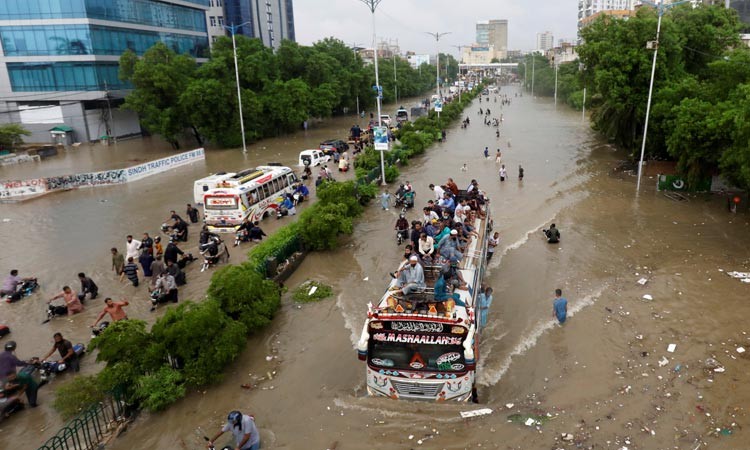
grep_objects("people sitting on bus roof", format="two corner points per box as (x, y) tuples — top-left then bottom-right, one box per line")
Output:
(441, 256), (468, 290)
(433, 273), (466, 307)
(437, 229), (464, 262)
(453, 198), (470, 223)
(461, 218), (479, 240)
(396, 256), (425, 297)
(418, 232), (434, 265)
(432, 222), (451, 251)
(445, 178), (459, 196)
(438, 192), (456, 215)
(423, 207), (439, 225)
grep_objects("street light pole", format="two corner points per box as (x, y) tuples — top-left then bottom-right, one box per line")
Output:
(426, 31), (451, 121)
(393, 54), (398, 104)
(452, 44), (466, 102)
(636, 0), (690, 192)
(554, 57), (559, 108)
(359, 0), (387, 185)
(224, 22), (251, 154)
(531, 53), (536, 96)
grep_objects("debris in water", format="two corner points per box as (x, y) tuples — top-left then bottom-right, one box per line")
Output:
(1, 219), (10, 223)
(667, 343), (677, 353)
(524, 418), (536, 426)
(460, 408), (493, 418)
(240, 384), (252, 390)
(408, 435), (414, 440)
(505, 403), (514, 409)
(363, 277), (369, 281)
(265, 356), (273, 361)
(637, 278), (648, 285)
(714, 367), (725, 373)
(658, 357), (669, 367)
(561, 433), (574, 441)
(737, 347), (746, 353)
(308, 285), (318, 296)
(642, 294), (653, 301)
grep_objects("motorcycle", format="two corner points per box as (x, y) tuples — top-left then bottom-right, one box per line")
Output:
(204, 436), (232, 450)
(91, 321), (110, 338)
(234, 229), (250, 247)
(200, 237), (229, 272)
(44, 302), (69, 323)
(396, 228), (409, 246)
(4, 278), (39, 303)
(30, 343), (85, 383)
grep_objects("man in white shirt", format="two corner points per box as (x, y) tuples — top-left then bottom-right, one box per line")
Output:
(429, 183), (445, 201)
(125, 235), (142, 261)
(422, 207), (439, 225)
(208, 411), (260, 450)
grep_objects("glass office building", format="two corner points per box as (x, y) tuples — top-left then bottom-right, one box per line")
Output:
(0, 1), (210, 143)
(224, 0), (295, 50)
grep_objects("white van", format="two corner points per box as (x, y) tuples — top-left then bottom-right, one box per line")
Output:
(193, 172), (236, 205)
(298, 149), (330, 167)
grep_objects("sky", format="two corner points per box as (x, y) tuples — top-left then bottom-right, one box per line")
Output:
(292, 0), (579, 56)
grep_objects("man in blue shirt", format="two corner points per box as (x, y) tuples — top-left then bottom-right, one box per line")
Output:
(553, 289), (568, 324)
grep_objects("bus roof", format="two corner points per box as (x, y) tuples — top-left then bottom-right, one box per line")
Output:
(205, 165), (294, 194)
(367, 205), (490, 328)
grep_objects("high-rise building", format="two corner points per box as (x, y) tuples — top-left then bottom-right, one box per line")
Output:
(207, 0), (227, 45)
(476, 20), (508, 58)
(224, 0), (295, 50)
(536, 31), (554, 51)
(0, 1), (211, 143)
(578, 0), (634, 30)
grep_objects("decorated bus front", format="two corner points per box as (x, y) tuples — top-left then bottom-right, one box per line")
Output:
(363, 319), (476, 401)
(203, 190), (245, 233)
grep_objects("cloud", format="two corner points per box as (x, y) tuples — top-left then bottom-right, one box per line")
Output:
(292, 0), (579, 55)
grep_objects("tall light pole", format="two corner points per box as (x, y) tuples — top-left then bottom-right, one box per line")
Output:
(224, 22), (251, 154)
(452, 44), (467, 102)
(553, 54), (559, 108)
(635, 0), (691, 192)
(531, 52), (536, 96)
(426, 31), (451, 99)
(393, 53), (398, 104)
(359, 0), (387, 185)
(350, 42), (363, 117)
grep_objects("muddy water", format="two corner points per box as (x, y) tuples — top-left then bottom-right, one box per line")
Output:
(5, 91), (750, 450)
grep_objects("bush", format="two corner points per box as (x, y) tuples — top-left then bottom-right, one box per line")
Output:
(135, 366), (186, 411)
(149, 300), (248, 386)
(316, 180), (364, 216)
(53, 375), (107, 420)
(246, 221), (300, 271)
(297, 202), (354, 250)
(384, 165), (400, 183)
(208, 265), (280, 331)
(292, 280), (334, 303)
(355, 181), (377, 204)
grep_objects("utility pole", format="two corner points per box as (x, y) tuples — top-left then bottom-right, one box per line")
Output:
(531, 53), (536, 96)
(636, 0), (691, 192)
(425, 31), (451, 122)
(224, 22), (252, 154)
(351, 42), (362, 117)
(358, 0), (387, 185)
(393, 53), (398, 104)
(553, 54), (559, 108)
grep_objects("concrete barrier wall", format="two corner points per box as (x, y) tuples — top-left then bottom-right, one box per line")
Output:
(0, 148), (205, 201)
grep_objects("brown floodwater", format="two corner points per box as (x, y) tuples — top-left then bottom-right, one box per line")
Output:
(3, 91), (750, 450)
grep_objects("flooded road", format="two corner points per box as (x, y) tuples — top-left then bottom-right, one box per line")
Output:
(4, 91), (750, 450)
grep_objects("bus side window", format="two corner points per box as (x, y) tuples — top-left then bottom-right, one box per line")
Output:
(289, 173), (298, 183)
(262, 183), (271, 199)
(272, 178), (280, 194)
(281, 176), (288, 189)
(250, 189), (259, 204)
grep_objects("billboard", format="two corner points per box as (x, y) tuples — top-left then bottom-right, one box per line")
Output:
(373, 126), (389, 151)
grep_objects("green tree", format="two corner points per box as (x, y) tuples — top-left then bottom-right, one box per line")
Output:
(207, 265), (281, 330)
(119, 44), (197, 148)
(0, 123), (31, 149)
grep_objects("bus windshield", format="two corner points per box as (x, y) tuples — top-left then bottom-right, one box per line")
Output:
(368, 341), (466, 372)
(205, 196), (239, 211)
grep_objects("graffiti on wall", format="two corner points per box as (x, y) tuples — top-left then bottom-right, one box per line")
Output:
(0, 178), (47, 198)
(45, 169), (126, 191)
(0, 148), (205, 199)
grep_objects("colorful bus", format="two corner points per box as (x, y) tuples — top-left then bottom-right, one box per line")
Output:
(357, 197), (491, 401)
(203, 165), (298, 233)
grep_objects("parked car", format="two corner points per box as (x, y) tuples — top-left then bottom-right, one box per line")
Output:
(319, 139), (349, 155)
(298, 149), (330, 167)
(379, 114), (392, 126)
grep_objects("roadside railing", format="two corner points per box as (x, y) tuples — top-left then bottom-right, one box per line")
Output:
(37, 395), (126, 450)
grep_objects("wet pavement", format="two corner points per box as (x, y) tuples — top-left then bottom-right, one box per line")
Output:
(3, 90), (750, 450)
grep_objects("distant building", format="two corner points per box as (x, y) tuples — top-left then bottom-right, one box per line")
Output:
(224, 0), (295, 50)
(476, 20), (508, 59)
(462, 46), (497, 65)
(579, 9), (635, 28)
(578, 0), (634, 30)
(408, 54), (430, 69)
(536, 31), (554, 51)
(546, 42), (579, 65)
(207, 0), (227, 46)
(0, 0), (211, 143)
(728, 0), (750, 25)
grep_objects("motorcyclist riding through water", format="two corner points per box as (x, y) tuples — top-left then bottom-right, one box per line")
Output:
(395, 214), (409, 245)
